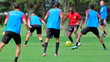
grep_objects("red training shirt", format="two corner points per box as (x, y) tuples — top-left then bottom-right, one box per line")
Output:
(65, 12), (81, 26)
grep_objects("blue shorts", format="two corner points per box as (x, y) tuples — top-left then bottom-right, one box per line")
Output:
(99, 20), (104, 26)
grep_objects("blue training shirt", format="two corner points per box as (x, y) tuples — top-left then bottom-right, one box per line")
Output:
(30, 16), (42, 26)
(100, 5), (107, 20)
(5, 10), (24, 34)
(47, 8), (61, 30)
(86, 10), (99, 28)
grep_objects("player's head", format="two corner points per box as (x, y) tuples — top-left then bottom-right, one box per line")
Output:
(69, 7), (74, 14)
(13, 2), (20, 9)
(88, 4), (94, 10)
(100, 0), (105, 6)
(31, 13), (36, 16)
(54, 2), (60, 8)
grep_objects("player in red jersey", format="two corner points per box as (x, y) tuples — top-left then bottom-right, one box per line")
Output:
(63, 7), (83, 45)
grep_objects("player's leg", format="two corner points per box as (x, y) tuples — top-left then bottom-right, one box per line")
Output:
(13, 33), (21, 62)
(0, 31), (12, 52)
(74, 25), (81, 46)
(73, 26), (79, 38)
(42, 28), (53, 56)
(96, 35), (107, 50)
(24, 26), (34, 47)
(54, 29), (60, 56)
(71, 28), (89, 50)
(99, 21), (107, 37)
(37, 34), (44, 47)
(14, 44), (21, 62)
(42, 38), (50, 56)
(55, 38), (59, 56)
(68, 26), (74, 43)
(24, 32), (32, 47)
(68, 32), (73, 43)
(92, 28), (107, 50)
(37, 25), (44, 47)
(75, 33), (83, 46)
(0, 42), (6, 52)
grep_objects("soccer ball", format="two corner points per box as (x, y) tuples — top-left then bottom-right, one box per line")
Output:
(2, 32), (5, 36)
(65, 41), (71, 47)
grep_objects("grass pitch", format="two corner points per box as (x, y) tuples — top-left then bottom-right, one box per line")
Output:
(0, 24), (110, 62)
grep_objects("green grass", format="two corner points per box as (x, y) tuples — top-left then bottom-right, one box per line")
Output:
(0, 24), (110, 62)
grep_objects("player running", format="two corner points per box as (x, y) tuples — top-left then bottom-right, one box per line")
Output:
(99, 1), (107, 37)
(24, 13), (46, 47)
(63, 7), (83, 45)
(42, 2), (63, 56)
(71, 4), (107, 50)
(0, 2), (29, 62)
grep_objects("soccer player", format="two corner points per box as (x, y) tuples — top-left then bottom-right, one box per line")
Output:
(99, 1), (107, 37)
(24, 13), (46, 47)
(63, 7), (83, 45)
(71, 4), (107, 50)
(42, 2), (63, 56)
(0, 2), (29, 62)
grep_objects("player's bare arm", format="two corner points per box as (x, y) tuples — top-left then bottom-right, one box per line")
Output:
(63, 18), (67, 22)
(41, 20), (47, 32)
(22, 19), (29, 31)
(27, 19), (32, 28)
(84, 13), (88, 28)
(44, 15), (48, 20)
(60, 14), (63, 30)
(4, 18), (8, 25)
(79, 18), (83, 29)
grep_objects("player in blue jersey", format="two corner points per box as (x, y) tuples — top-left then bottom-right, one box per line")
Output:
(99, 1), (107, 37)
(24, 13), (46, 47)
(0, 2), (29, 62)
(42, 2), (63, 56)
(71, 4), (107, 50)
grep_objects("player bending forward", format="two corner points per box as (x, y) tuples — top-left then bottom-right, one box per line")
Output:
(24, 13), (46, 47)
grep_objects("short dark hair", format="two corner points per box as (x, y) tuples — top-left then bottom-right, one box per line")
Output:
(54, 2), (60, 7)
(89, 4), (94, 9)
(13, 2), (20, 9)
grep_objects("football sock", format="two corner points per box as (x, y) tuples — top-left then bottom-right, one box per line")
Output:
(40, 40), (43, 43)
(14, 57), (18, 62)
(25, 41), (28, 44)
(55, 42), (59, 54)
(102, 44), (106, 48)
(44, 42), (48, 54)
(68, 36), (73, 42)
(103, 31), (106, 34)
(76, 42), (78, 46)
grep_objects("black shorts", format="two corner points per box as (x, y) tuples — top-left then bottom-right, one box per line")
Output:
(30, 25), (42, 34)
(81, 27), (99, 35)
(2, 31), (21, 44)
(46, 28), (60, 39)
(68, 25), (79, 33)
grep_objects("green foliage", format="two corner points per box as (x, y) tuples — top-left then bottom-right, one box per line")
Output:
(0, 0), (110, 26)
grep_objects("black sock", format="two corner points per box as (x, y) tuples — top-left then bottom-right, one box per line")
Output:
(44, 42), (48, 53)
(103, 31), (106, 34)
(14, 57), (18, 62)
(102, 44), (106, 48)
(68, 36), (73, 42)
(40, 40), (43, 43)
(76, 42), (78, 46)
(55, 42), (59, 54)
(25, 41), (28, 44)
